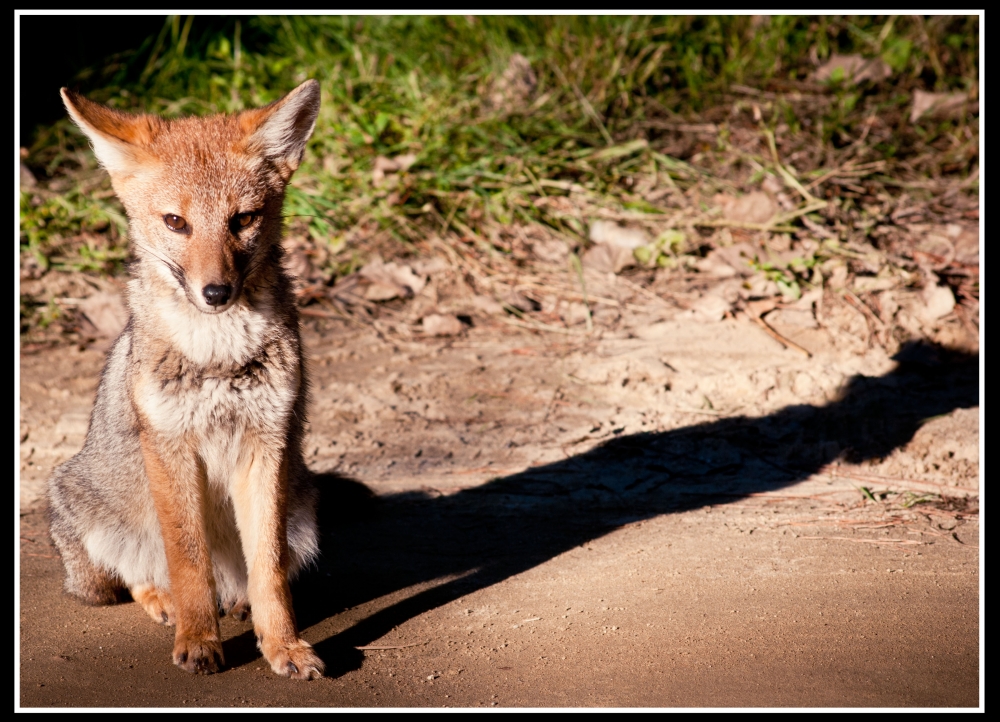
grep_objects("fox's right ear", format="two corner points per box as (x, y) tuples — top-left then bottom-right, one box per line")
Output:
(60, 88), (159, 175)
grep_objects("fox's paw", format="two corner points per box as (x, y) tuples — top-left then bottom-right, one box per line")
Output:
(220, 598), (251, 622)
(173, 636), (225, 675)
(261, 638), (324, 680)
(131, 584), (175, 626)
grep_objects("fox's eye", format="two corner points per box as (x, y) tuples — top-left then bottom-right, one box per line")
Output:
(163, 214), (187, 232)
(231, 212), (256, 233)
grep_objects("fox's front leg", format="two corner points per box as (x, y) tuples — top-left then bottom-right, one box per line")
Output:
(231, 444), (324, 680)
(140, 431), (224, 674)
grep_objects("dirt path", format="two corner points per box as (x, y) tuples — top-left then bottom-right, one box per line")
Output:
(19, 307), (980, 708)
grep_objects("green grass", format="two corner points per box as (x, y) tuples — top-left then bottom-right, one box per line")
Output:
(20, 15), (979, 336)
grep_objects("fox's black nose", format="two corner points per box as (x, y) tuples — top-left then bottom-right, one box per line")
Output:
(203, 284), (232, 307)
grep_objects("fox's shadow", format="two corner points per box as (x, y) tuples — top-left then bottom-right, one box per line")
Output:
(226, 341), (979, 675)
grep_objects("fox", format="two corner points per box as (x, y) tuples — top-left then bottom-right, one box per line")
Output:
(47, 80), (326, 679)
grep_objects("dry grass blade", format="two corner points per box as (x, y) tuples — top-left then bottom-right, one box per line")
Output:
(798, 537), (925, 546)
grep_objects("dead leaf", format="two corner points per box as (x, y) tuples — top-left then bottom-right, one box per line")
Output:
(483, 53), (537, 113)
(709, 243), (757, 277)
(470, 296), (504, 315)
(745, 297), (779, 319)
(946, 224), (979, 267)
(812, 54), (892, 84)
(688, 293), (731, 322)
(284, 247), (313, 282)
(559, 302), (590, 326)
(694, 250), (741, 278)
(362, 281), (404, 302)
(718, 192), (777, 225)
(910, 90), (969, 123)
(359, 259), (427, 301)
(410, 257), (450, 276)
(77, 291), (128, 339)
(919, 283), (956, 322)
(531, 239), (570, 264)
(917, 232), (954, 259)
(422, 313), (464, 336)
(329, 274), (369, 306)
(20, 162), (37, 189)
(589, 220), (649, 249)
(372, 153), (418, 187)
(498, 288), (538, 313)
(765, 307), (818, 330)
(582, 243), (635, 274)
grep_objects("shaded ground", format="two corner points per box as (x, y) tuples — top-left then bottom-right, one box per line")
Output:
(19, 299), (980, 708)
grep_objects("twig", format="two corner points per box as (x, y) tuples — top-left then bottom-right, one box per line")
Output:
(677, 406), (741, 416)
(798, 536), (924, 545)
(616, 276), (674, 307)
(804, 161), (883, 192)
(749, 313), (812, 357)
(440, 196), (463, 235)
(819, 465), (978, 494)
(551, 62), (614, 146)
(569, 253), (594, 333)
(694, 219), (799, 233)
(762, 127), (821, 204)
(800, 215), (839, 240)
(843, 290), (886, 347)
(499, 315), (589, 337)
(355, 641), (428, 651)
(773, 199), (829, 226)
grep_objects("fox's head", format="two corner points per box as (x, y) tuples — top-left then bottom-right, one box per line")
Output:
(61, 81), (320, 314)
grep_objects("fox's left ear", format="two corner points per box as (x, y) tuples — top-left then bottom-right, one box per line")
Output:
(244, 79), (321, 179)
(60, 88), (160, 177)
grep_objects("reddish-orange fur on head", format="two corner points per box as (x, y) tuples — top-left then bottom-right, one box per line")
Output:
(60, 82), (319, 315)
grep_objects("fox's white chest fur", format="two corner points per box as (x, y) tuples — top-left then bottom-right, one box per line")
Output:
(130, 282), (301, 491)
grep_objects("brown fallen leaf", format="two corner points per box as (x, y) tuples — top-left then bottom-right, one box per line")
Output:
(694, 250), (740, 278)
(582, 243), (635, 274)
(688, 293), (731, 322)
(77, 291), (129, 339)
(717, 191), (777, 225)
(947, 224), (979, 267)
(470, 296), (505, 316)
(20, 162), (37, 189)
(531, 239), (570, 264)
(588, 219), (649, 249)
(559, 301), (590, 326)
(422, 313), (465, 336)
(709, 243), (757, 277)
(410, 256), (450, 276)
(329, 273), (370, 306)
(483, 53), (537, 113)
(812, 54), (892, 84)
(372, 153), (418, 187)
(918, 283), (956, 322)
(910, 90), (970, 123)
(359, 258), (427, 300)
(497, 287), (537, 313)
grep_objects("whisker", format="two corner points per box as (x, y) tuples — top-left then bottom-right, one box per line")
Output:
(131, 242), (186, 286)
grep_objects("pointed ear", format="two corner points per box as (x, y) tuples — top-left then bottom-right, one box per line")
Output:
(60, 88), (159, 176)
(242, 80), (321, 178)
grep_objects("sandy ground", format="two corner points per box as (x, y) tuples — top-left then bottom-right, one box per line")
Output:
(18, 294), (980, 708)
